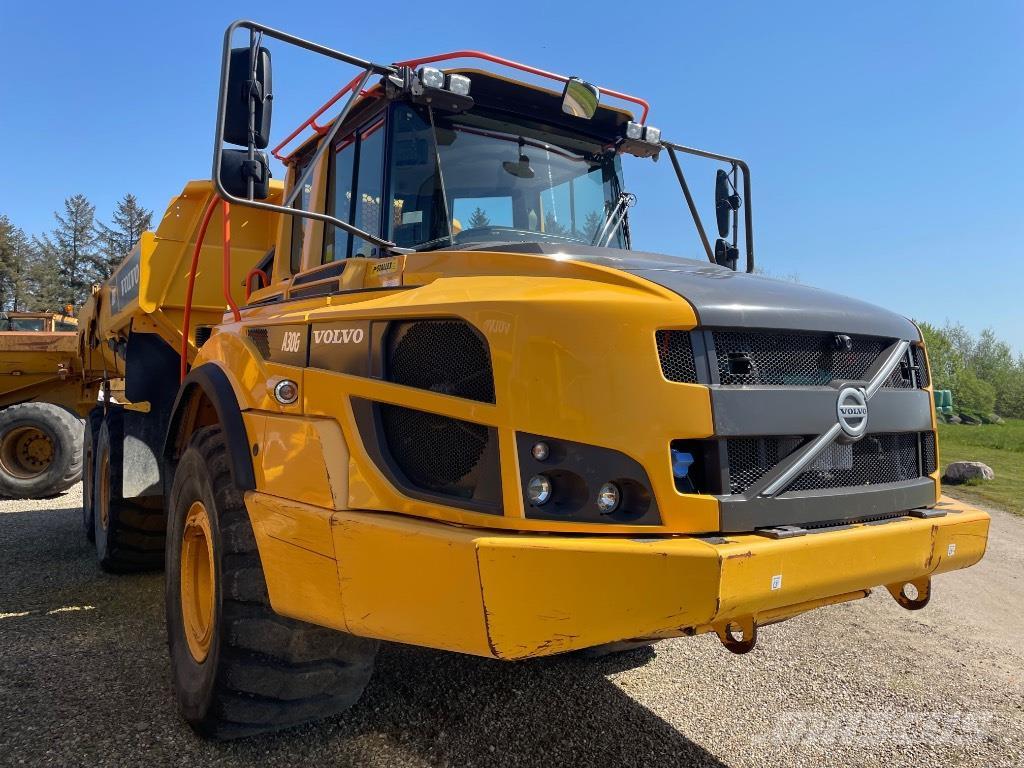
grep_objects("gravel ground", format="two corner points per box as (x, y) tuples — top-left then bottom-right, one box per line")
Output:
(1, 486), (1021, 768)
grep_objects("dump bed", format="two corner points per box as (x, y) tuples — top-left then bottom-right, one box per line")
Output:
(0, 330), (88, 413)
(79, 180), (283, 383)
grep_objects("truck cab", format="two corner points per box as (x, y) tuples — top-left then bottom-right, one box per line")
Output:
(79, 22), (989, 740)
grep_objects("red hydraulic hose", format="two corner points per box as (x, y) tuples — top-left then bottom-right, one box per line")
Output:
(181, 195), (219, 383)
(221, 200), (241, 323)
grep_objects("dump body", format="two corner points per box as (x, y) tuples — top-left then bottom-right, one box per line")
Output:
(78, 180), (283, 384)
(0, 325), (84, 413)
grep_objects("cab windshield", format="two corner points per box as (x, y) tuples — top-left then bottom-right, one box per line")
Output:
(387, 104), (627, 251)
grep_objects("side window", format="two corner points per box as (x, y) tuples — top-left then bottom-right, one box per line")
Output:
(288, 153), (315, 274)
(324, 137), (355, 263)
(352, 119), (385, 257)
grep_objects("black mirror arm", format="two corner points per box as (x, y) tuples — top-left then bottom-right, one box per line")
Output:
(666, 146), (714, 265)
(662, 140), (754, 273)
(213, 20), (411, 255)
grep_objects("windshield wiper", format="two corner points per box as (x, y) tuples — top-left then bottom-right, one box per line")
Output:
(591, 192), (636, 247)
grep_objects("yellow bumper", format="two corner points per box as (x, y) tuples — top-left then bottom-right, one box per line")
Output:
(245, 494), (989, 659)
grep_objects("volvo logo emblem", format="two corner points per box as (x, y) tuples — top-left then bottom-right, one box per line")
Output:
(836, 387), (869, 440)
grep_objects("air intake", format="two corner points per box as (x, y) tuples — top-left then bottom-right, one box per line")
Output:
(380, 320), (496, 499)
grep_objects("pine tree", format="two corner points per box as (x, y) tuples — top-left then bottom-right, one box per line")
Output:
(94, 193), (152, 279)
(468, 207), (491, 229)
(543, 211), (568, 236)
(0, 215), (31, 311)
(30, 194), (100, 310)
(582, 210), (604, 243)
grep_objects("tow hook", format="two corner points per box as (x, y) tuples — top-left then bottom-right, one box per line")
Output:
(886, 576), (932, 610)
(715, 617), (758, 654)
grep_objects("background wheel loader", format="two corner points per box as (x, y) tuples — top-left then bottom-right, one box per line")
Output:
(72, 20), (989, 739)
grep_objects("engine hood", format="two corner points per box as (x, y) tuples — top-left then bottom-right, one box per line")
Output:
(457, 242), (920, 340)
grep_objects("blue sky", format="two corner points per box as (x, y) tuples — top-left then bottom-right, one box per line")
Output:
(1, 1), (1021, 352)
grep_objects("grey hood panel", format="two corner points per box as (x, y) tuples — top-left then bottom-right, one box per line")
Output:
(457, 243), (920, 340)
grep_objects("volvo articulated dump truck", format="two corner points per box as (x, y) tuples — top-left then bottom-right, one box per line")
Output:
(77, 20), (990, 738)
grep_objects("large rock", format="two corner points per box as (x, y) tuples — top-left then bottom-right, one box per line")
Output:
(944, 461), (995, 483)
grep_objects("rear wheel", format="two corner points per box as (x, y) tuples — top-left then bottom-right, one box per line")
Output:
(92, 407), (164, 572)
(166, 425), (379, 740)
(0, 402), (82, 498)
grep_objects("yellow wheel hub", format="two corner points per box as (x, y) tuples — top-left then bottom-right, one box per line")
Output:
(181, 500), (216, 663)
(0, 426), (54, 479)
(98, 450), (110, 530)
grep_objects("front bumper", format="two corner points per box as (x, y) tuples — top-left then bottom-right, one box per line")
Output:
(245, 493), (989, 659)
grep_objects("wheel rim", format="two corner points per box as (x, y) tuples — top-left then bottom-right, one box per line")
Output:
(0, 426), (54, 479)
(181, 500), (216, 663)
(83, 443), (94, 515)
(98, 449), (110, 530)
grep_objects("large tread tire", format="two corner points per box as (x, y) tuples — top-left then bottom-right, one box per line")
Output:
(93, 407), (165, 572)
(82, 407), (103, 542)
(166, 425), (378, 740)
(0, 402), (83, 499)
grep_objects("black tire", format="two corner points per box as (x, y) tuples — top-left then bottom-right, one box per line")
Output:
(93, 407), (165, 572)
(0, 402), (83, 498)
(82, 407), (103, 542)
(166, 425), (379, 740)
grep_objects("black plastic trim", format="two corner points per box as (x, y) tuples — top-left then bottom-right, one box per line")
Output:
(163, 364), (256, 492)
(718, 477), (935, 532)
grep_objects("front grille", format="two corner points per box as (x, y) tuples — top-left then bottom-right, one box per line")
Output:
(713, 330), (889, 386)
(921, 431), (937, 475)
(726, 432), (929, 495)
(246, 327), (270, 359)
(379, 404), (490, 496)
(386, 320), (495, 403)
(657, 329), (930, 389)
(656, 330), (698, 383)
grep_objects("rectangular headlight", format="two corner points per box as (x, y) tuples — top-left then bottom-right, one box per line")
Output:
(446, 74), (471, 96)
(643, 125), (661, 144)
(625, 121), (643, 140)
(418, 66), (445, 90)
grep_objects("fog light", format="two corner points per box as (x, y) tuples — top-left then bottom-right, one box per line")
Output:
(273, 379), (299, 405)
(527, 474), (552, 505)
(418, 66), (445, 90)
(625, 121), (643, 140)
(596, 482), (621, 514)
(643, 125), (661, 144)
(447, 73), (471, 96)
(531, 441), (550, 462)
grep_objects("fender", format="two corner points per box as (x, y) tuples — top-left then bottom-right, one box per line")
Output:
(164, 363), (256, 491)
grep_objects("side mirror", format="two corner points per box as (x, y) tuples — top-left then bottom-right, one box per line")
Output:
(224, 46), (273, 149)
(561, 77), (600, 119)
(220, 149), (271, 199)
(715, 168), (741, 238)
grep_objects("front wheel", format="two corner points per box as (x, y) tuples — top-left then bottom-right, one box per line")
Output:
(165, 425), (379, 740)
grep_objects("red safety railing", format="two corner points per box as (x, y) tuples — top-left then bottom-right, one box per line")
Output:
(272, 50), (650, 161)
(180, 196), (242, 383)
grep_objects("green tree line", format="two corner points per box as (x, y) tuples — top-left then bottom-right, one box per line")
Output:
(0, 193), (152, 313)
(918, 321), (1024, 420)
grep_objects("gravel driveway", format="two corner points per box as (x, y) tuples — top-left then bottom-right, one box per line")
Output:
(1, 487), (1021, 767)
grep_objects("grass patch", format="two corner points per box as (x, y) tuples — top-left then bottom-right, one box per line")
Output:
(938, 418), (1024, 516)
